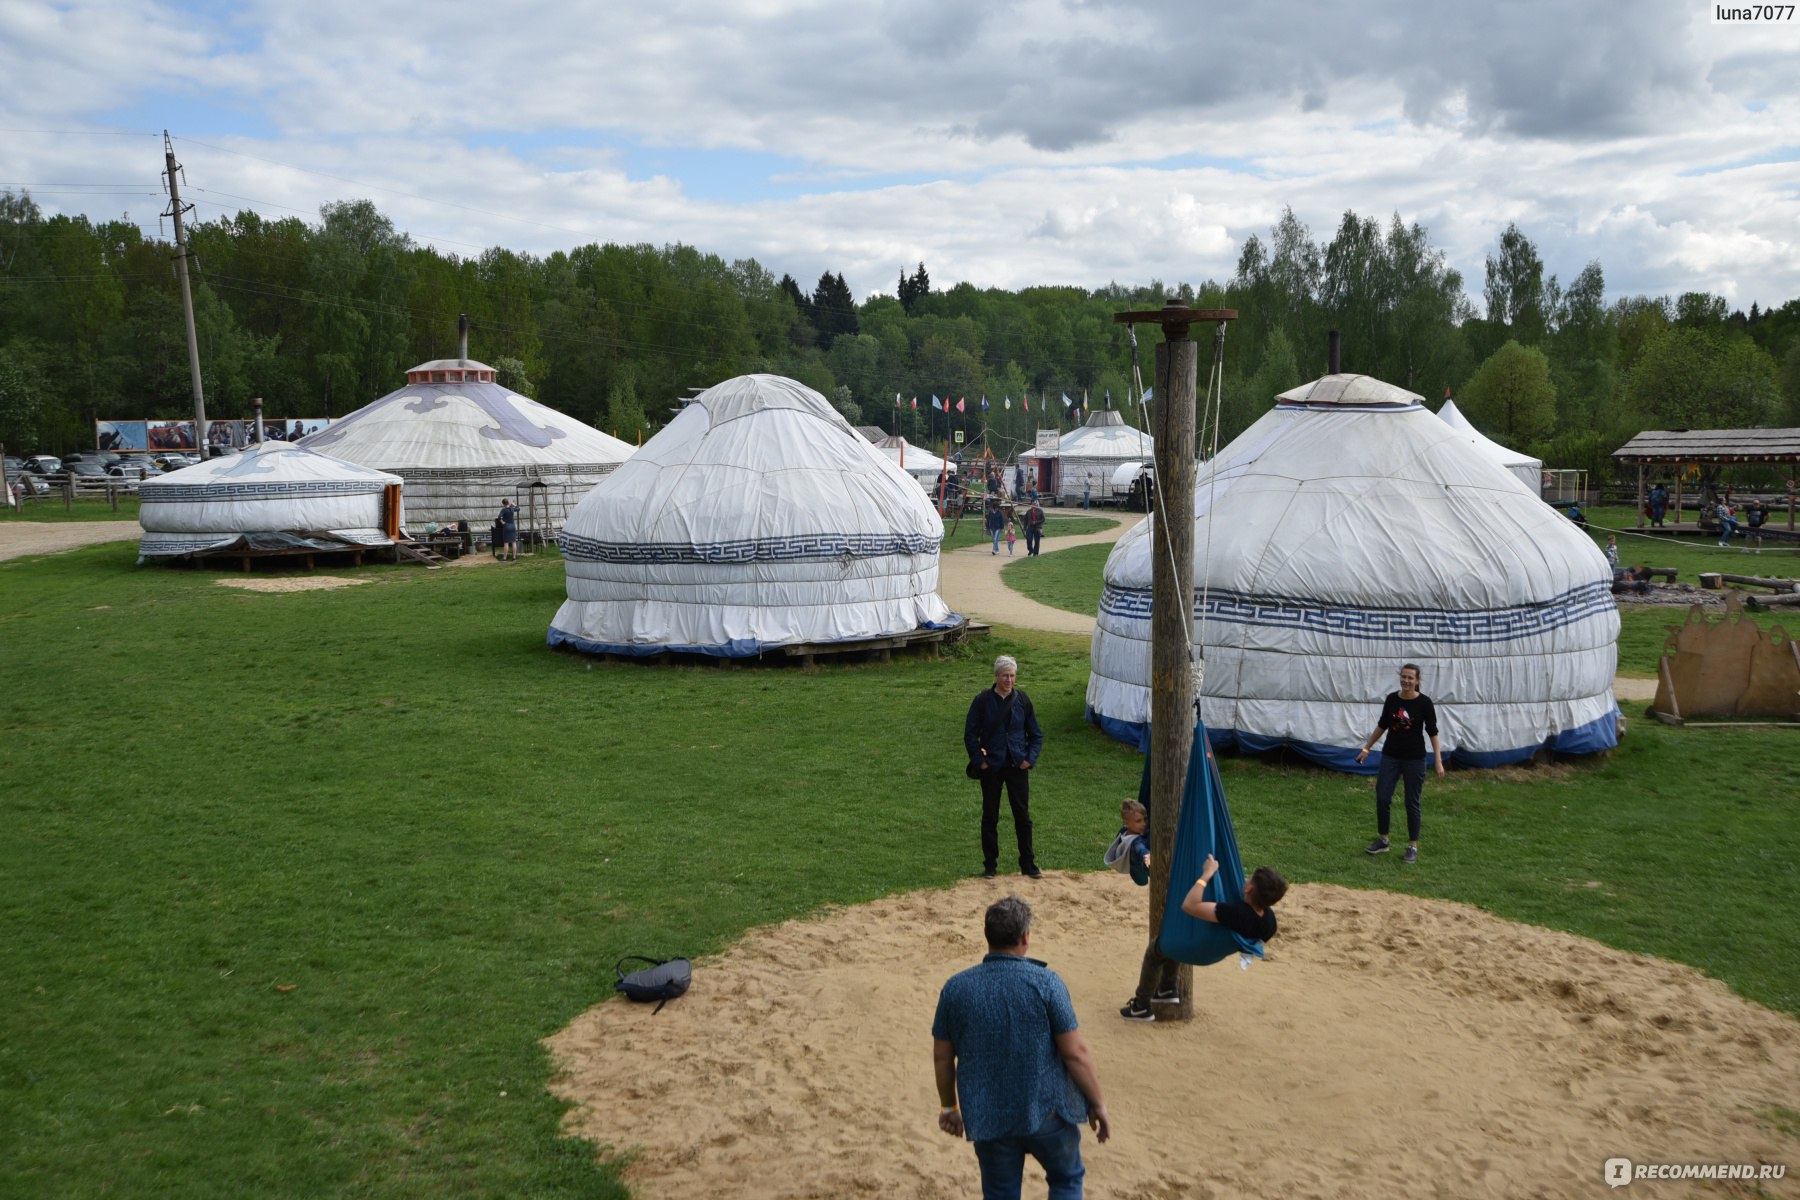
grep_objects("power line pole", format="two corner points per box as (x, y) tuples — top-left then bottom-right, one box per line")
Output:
(163, 131), (208, 454)
(1112, 302), (1236, 1021)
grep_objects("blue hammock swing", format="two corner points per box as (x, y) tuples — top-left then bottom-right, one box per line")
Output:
(1137, 718), (1264, 966)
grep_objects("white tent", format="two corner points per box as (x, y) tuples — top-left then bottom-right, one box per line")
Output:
(1023, 410), (1153, 503)
(873, 434), (956, 488)
(1438, 398), (1543, 496)
(298, 357), (634, 528)
(1088, 374), (1619, 769)
(549, 374), (957, 657)
(137, 442), (402, 558)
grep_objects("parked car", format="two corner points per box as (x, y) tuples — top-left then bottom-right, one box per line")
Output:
(153, 453), (200, 471)
(109, 460), (161, 480)
(25, 455), (63, 477)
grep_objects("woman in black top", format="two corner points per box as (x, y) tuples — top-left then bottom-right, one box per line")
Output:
(1353, 663), (1444, 864)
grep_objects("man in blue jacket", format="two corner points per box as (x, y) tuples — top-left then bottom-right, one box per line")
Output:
(934, 896), (1111, 1198)
(965, 655), (1045, 878)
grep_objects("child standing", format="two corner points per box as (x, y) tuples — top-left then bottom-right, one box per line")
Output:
(1604, 534), (1619, 571)
(1004, 518), (1017, 556)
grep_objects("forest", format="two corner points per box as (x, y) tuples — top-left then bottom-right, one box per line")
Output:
(3, 189), (1797, 479)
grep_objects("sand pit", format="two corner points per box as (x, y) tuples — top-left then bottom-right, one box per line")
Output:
(213, 575), (370, 593)
(548, 873), (1799, 1199)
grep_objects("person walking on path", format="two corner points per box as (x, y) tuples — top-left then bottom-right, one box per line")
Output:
(933, 895), (1111, 1199)
(1354, 663), (1443, 864)
(1648, 483), (1669, 528)
(1081, 477), (1091, 510)
(964, 655), (1044, 878)
(986, 496), (1006, 555)
(1024, 501), (1045, 556)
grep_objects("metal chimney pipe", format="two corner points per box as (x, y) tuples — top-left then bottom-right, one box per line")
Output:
(458, 313), (470, 362)
(1327, 330), (1341, 375)
(253, 396), (265, 444)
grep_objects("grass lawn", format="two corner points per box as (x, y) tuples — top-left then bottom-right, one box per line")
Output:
(2, 543), (1796, 1198)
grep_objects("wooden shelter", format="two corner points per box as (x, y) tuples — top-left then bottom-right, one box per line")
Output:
(1612, 428), (1800, 531)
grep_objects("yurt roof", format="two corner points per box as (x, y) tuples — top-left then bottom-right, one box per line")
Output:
(140, 441), (402, 496)
(1438, 398), (1543, 470)
(1057, 409), (1154, 458)
(873, 434), (956, 473)
(298, 357), (634, 470)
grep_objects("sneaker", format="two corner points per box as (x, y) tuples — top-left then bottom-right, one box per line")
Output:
(1150, 987), (1180, 1005)
(1022, 866), (1043, 879)
(1402, 845), (1418, 864)
(981, 868), (997, 879)
(1119, 998), (1155, 1022)
(1365, 838), (1391, 855)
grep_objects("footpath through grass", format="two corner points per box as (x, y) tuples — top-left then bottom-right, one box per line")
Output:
(1, 544), (1796, 1198)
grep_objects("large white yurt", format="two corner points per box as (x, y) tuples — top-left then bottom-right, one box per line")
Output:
(1024, 410), (1153, 504)
(873, 434), (956, 489)
(137, 442), (403, 559)
(549, 374), (958, 657)
(1438, 398), (1544, 496)
(1088, 374), (1619, 769)
(298, 356), (634, 529)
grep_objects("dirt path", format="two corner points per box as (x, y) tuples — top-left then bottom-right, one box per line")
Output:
(0, 520), (141, 563)
(938, 511), (1142, 633)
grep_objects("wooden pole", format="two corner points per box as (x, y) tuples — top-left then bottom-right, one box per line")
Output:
(1636, 465), (1645, 529)
(1116, 304), (1234, 1021)
(163, 132), (209, 452)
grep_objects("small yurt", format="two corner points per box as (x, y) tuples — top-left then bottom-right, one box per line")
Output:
(137, 442), (403, 560)
(549, 374), (957, 657)
(1024, 410), (1153, 504)
(299, 355), (634, 529)
(1439, 398), (1543, 496)
(1088, 374), (1619, 768)
(873, 434), (956, 489)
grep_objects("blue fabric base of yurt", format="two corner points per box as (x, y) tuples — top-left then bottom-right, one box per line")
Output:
(548, 616), (963, 660)
(1090, 705), (1619, 773)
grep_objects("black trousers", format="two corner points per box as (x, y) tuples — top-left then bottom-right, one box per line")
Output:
(1024, 526), (1042, 555)
(980, 766), (1036, 872)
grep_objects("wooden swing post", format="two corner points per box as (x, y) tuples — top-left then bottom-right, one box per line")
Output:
(1114, 303), (1236, 1021)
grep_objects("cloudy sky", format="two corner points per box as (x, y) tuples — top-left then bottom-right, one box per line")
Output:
(4, 0), (1798, 312)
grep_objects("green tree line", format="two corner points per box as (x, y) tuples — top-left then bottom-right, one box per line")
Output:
(3, 190), (1797, 475)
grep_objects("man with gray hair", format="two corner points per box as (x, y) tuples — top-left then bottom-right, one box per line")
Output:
(933, 896), (1111, 1198)
(964, 655), (1045, 878)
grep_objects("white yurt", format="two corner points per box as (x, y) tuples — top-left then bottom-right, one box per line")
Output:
(1088, 374), (1619, 769)
(549, 374), (958, 657)
(1439, 398), (1543, 496)
(137, 442), (403, 559)
(873, 434), (957, 489)
(1024, 410), (1153, 504)
(298, 356), (634, 529)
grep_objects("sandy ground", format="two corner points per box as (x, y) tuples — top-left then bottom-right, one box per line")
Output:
(0, 519), (140, 562)
(548, 872), (1800, 1199)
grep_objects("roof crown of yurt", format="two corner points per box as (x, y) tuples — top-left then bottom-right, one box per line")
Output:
(136, 441), (404, 562)
(297, 316), (634, 533)
(1088, 348), (1619, 770)
(548, 373), (958, 659)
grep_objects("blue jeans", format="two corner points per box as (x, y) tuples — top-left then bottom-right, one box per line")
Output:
(1375, 755), (1426, 842)
(972, 1116), (1084, 1199)
(991, 527), (1003, 552)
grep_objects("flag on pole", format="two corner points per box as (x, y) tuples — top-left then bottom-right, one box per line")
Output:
(1023, 394), (1031, 412)
(955, 397), (965, 413)
(1105, 389), (1112, 410)
(1003, 395), (1011, 410)
(1141, 386), (1153, 404)
(931, 395), (943, 411)
(980, 396), (989, 412)
(910, 396), (918, 410)
(895, 392), (902, 408)
(1061, 394), (1072, 408)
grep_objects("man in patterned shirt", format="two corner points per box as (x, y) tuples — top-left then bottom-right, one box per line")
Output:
(932, 896), (1111, 1198)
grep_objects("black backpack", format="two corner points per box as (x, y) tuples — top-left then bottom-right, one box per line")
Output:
(614, 956), (692, 1014)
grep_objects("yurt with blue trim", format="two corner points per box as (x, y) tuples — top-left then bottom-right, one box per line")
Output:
(137, 441), (403, 560)
(548, 374), (957, 657)
(1087, 373), (1619, 769)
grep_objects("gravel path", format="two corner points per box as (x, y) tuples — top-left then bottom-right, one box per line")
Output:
(0, 520), (141, 563)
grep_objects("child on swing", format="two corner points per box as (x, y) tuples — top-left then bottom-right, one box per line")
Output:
(1103, 799), (1151, 885)
(1120, 855), (1288, 1021)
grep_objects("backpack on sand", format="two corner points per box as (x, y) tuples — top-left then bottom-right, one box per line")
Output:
(614, 956), (692, 1014)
